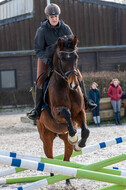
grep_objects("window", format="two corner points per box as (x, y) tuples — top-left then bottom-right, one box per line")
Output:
(0, 70), (16, 89)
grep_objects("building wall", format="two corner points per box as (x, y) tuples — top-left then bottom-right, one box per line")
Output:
(1, 46), (126, 90)
(1, 0), (126, 105)
(1, 0), (126, 51)
(0, 56), (34, 88)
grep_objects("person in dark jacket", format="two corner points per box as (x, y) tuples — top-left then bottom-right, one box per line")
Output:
(88, 82), (101, 126)
(28, 3), (96, 120)
(107, 78), (122, 125)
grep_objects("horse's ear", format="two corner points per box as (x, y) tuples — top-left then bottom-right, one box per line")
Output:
(57, 38), (63, 49)
(72, 36), (78, 47)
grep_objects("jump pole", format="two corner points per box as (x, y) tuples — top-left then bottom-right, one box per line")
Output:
(13, 179), (126, 190)
(0, 155), (126, 187)
(0, 154), (126, 186)
(0, 167), (26, 177)
(13, 175), (70, 190)
(1, 136), (126, 161)
(0, 175), (50, 184)
(0, 135), (126, 177)
(98, 184), (126, 190)
(0, 153), (126, 179)
(0, 136), (126, 187)
(0, 155), (126, 190)
(56, 136), (126, 160)
(12, 174), (126, 190)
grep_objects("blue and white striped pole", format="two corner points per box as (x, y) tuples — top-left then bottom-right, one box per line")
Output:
(1, 155), (126, 188)
(13, 175), (69, 190)
(0, 155), (77, 177)
(1, 136), (126, 161)
(0, 136), (126, 177)
(0, 168), (21, 177)
(14, 179), (49, 190)
(81, 136), (126, 154)
(0, 150), (41, 162)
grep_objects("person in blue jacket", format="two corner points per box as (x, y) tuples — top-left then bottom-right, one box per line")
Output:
(88, 82), (101, 126)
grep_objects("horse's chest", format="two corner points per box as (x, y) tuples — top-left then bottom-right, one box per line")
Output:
(70, 90), (83, 109)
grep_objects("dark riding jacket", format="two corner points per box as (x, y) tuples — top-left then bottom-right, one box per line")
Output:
(88, 89), (101, 105)
(34, 19), (73, 64)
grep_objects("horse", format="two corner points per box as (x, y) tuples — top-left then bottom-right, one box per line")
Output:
(37, 35), (90, 184)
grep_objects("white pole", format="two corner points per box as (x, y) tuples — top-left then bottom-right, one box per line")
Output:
(47, 0), (50, 6)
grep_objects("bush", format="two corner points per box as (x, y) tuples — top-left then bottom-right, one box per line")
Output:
(0, 88), (34, 106)
(83, 71), (126, 98)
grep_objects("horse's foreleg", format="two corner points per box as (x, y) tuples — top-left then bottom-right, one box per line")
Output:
(74, 111), (90, 151)
(60, 107), (78, 145)
(59, 133), (73, 185)
(74, 120), (89, 151)
(78, 120), (90, 147)
(59, 133), (73, 161)
(42, 130), (56, 159)
(37, 120), (56, 158)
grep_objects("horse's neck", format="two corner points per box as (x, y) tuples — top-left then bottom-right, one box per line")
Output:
(53, 53), (60, 72)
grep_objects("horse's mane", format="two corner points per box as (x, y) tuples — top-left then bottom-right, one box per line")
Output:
(46, 43), (57, 58)
(46, 35), (76, 58)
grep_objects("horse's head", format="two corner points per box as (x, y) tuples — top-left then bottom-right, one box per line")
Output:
(54, 35), (79, 90)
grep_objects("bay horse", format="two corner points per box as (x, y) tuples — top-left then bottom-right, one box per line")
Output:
(37, 35), (89, 182)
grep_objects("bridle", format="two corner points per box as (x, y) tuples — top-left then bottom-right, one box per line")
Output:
(53, 49), (79, 83)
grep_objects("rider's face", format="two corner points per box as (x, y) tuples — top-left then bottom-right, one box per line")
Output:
(92, 83), (97, 89)
(113, 80), (119, 87)
(48, 15), (59, 26)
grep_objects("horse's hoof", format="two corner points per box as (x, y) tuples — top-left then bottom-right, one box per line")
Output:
(66, 179), (71, 186)
(74, 141), (82, 152)
(78, 139), (86, 148)
(68, 133), (78, 145)
(50, 173), (54, 177)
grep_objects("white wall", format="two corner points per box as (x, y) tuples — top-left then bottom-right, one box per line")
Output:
(0, 0), (33, 20)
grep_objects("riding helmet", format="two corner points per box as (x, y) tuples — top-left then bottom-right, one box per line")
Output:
(44, 3), (61, 16)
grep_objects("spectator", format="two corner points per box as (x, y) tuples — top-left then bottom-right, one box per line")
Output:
(88, 82), (101, 126)
(107, 78), (122, 125)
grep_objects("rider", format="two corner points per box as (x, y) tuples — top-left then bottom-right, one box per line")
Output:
(28, 3), (96, 120)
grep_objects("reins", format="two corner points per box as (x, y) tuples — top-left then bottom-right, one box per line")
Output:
(53, 69), (68, 82)
(29, 71), (48, 92)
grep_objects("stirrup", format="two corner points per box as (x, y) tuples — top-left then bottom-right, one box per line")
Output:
(26, 108), (35, 116)
(90, 103), (97, 111)
(27, 108), (40, 120)
(87, 100), (97, 111)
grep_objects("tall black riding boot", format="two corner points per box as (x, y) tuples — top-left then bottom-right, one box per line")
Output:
(79, 80), (97, 110)
(27, 88), (43, 120)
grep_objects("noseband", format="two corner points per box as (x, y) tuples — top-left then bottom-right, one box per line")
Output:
(54, 50), (78, 83)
